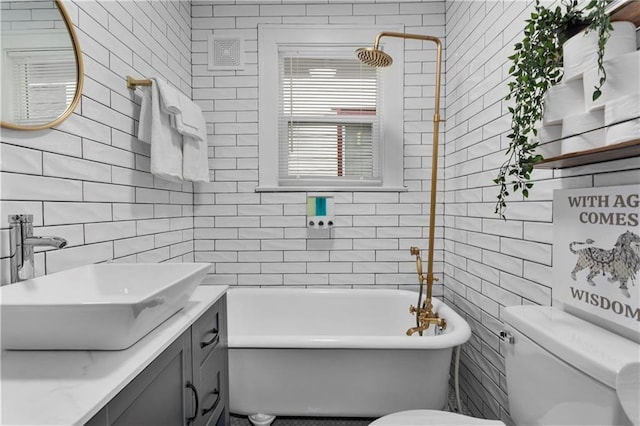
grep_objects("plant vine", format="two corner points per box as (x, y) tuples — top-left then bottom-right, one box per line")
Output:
(495, 0), (612, 219)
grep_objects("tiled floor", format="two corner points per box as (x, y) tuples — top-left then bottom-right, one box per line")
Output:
(229, 387), (470, 425)
(230, 416), (373, 426)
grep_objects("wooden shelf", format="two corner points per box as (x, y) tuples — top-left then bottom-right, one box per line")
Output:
(610, 0), (640, 26)
(536, 138), (640, 169)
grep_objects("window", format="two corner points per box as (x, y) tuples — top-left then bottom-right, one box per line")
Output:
(1, 29), (77, 125)
(281, 54), (378, 181)
(258, 25), (405, 191)
(6, 50), (76, 125)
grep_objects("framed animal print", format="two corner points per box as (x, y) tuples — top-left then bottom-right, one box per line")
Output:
(553, 184), (640, 343)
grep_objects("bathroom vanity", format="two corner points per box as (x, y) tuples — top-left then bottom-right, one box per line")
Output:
(0, 286), (229, 426)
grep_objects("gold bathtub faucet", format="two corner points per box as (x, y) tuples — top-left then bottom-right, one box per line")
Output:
(407, 247), (446, 336)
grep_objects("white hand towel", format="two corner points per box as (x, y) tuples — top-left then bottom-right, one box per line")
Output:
(155, 78), (207, 142)
(175, 96), (207, 142)
(148, 77), (183, 182)
(176, 96), (209, 182)
(154, 78), (182, 116)
(144, 77), (209, 182)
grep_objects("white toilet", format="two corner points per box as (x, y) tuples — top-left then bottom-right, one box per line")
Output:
(371, 305), (640, 426)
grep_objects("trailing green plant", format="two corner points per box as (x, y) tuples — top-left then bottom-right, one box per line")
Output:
(494, 0), (612, 219)
(585, 0), (614, 100)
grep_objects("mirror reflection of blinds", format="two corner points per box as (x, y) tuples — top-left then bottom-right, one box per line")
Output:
(278, 50), (381, 184)
(8, 50), (76, 125)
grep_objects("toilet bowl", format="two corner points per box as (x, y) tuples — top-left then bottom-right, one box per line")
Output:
(369, 409), (505, 425)
(372, 305), (639, 426)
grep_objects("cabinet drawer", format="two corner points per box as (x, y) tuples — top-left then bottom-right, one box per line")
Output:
(200, 348), (226, 426)
(192, 296), (226, 366)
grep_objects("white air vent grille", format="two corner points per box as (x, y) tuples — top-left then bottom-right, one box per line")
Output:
(208, 34), (244, 70)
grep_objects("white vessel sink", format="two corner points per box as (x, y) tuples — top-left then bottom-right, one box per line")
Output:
(0, 263), (211, 350)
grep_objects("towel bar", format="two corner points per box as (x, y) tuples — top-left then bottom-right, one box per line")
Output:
(127, 76), (152, 89)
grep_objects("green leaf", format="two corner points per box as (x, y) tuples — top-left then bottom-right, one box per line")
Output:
(592, 89), (601, 101)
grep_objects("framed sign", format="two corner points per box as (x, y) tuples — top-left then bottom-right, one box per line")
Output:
(553, 184), (640, 342)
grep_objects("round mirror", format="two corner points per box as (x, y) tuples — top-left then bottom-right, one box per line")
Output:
(1, 0), (83, 130)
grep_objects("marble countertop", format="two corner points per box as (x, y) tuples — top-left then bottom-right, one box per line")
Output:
(1, 285), (228, 426)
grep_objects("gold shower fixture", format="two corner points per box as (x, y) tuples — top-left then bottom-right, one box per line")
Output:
(406, 247), (446, 336)
(356, 32), (445, 336)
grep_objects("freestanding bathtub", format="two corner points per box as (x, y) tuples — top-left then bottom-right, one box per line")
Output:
(227, 288), (471, 419)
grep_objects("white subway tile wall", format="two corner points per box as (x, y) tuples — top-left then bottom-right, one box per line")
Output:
(0, 0), (195, 283)
(192, 1), (446, 296)
(444, 1), (639, 423)
(2, 0), (637, 424)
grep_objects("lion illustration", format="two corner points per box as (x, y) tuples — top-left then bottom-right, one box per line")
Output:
(569, 231), (640, 296)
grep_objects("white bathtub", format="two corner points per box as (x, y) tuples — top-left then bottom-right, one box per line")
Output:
(227, 288), (471, 418)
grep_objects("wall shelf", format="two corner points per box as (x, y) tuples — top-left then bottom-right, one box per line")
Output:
(534, 1), (640, 170)
(536, 138), (640, 169)
(609, 0), (640, 26)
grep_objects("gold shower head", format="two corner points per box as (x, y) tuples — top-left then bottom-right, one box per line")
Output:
(356, 47), (393, 67)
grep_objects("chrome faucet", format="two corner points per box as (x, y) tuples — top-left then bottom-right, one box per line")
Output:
(8, 215), (67, 283)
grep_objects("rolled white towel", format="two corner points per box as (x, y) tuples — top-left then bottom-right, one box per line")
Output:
(536, 124), (563, 158)
(543, 79), (585, 125)
(584, 50), (640, 111)
(561, 109), (605, 154)
(563, 21), (636, 82)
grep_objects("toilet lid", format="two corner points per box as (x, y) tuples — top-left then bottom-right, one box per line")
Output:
(616, 362), (640, 426)
(369, 410), (506, 426)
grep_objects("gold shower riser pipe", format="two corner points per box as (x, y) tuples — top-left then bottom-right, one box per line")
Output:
(371, 31), (444, 334)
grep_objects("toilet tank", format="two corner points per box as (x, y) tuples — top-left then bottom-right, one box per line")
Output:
(502, 306), (637, 426)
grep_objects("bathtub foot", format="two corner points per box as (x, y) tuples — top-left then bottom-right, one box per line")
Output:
(248, 413), (276, 426)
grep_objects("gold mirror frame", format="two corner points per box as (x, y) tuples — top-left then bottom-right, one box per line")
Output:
(1, 0), (84, 131)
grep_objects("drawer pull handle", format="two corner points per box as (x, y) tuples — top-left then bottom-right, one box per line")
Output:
(201, 389), (221, 416)
(185, 382), (200, 424)
(200, 328), (219, 348)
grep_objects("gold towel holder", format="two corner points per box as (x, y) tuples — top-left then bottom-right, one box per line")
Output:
(127, 76), (152, 89)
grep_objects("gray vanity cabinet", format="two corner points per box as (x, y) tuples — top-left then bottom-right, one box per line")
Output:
(191, 293), (228, 426)
(85, 295), (229, 426)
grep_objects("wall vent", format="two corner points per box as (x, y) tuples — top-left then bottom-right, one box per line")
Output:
(208, 33), (244, 70)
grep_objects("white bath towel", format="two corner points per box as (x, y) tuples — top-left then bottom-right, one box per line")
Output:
(137, 85), (152, 144)
(154, 78), (209, 182)
(146, 77), (184, 182)
(182, 135), (210, 182)
(136, 77), (209, 182)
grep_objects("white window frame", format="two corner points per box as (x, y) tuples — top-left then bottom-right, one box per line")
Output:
(257, 24), (405, 192)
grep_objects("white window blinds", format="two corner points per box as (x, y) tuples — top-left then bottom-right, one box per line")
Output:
(7, 49), (76, 125)
(278, 48), (382, 186)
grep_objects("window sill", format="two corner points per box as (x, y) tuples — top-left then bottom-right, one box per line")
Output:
(255, 186), (408, 193)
